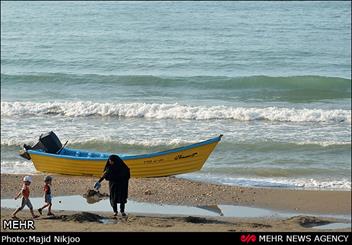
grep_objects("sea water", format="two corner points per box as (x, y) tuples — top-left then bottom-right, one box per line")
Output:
(1, 1), (351, 190)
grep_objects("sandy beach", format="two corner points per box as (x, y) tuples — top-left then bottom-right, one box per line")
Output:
(1, 173), (351, 232)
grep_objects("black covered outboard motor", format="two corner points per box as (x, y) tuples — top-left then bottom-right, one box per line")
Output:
(20, 131), (67, 160)
(38, 131), (63, 154)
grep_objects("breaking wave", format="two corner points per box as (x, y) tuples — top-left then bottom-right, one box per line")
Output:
(2, 101), (350, 123)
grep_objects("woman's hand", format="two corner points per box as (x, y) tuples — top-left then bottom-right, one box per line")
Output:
(94, 181), (101, 190)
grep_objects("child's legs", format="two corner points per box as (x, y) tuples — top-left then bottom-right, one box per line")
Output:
(12, 207), (23, 216)
(26, 199), (33, 210)
(25, 199), (37, 217)
(29, 208), (35, 217)
(41, 203), (49, 209)
(42, 194), (52, 211)
(40, 203), (50, 210)
(47, 194), (52, 213)
(12, 198), (26, 216)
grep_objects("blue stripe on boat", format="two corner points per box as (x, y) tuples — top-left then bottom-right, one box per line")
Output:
(28, 135), (222, 161)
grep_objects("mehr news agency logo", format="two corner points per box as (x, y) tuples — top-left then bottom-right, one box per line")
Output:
(2, 219), (35, 230)
(240, 234), (350, 244)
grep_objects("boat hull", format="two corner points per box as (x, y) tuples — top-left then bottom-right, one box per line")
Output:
(28, 136), (222, 177)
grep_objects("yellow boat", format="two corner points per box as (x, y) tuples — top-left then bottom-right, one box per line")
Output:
(25, 134), (223, 177)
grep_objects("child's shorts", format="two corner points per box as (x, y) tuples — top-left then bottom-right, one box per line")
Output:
(20, 197), (33, 209)
(45, 194), (52, 204)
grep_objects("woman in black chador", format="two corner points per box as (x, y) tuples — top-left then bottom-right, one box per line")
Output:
(94, 155), (130, 216)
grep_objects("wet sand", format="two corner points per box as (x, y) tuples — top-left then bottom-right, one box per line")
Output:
(1, 208), (350, 232)
(1, 173), (351, 232)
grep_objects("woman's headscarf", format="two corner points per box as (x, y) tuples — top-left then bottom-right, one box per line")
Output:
(104, 154), (130, 180)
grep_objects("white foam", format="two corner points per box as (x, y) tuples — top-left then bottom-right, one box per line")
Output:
(295, 140), (352, 147)
(0, 136), (193, 148)
(2, 101), (351, 123)
(179, 173), (352, 191)
(1, 160), (37, 174)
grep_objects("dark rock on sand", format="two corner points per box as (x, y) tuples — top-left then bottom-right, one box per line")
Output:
(184, 216), (208, 223)
(183, 216), (230, 225)
(287, 215), (331, 228)
(48, 212), (104, 223)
